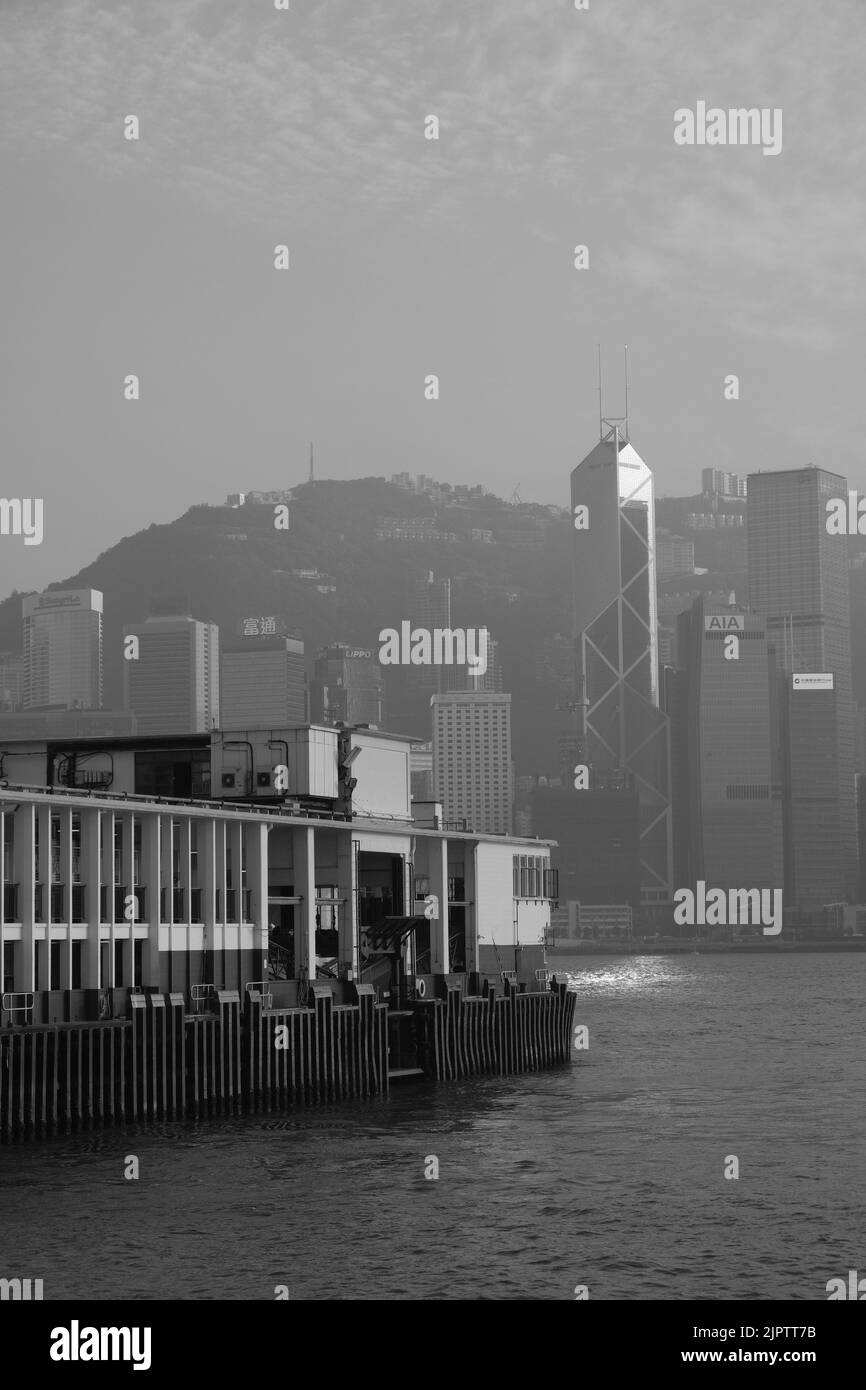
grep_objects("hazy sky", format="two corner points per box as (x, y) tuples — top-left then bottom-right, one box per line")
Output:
(1, 0), (865, 596)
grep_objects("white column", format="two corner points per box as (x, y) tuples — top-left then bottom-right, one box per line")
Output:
(428, 838), (450, 974)
(83, 808), (101, 988)
(336, 834), (358, 980)
(292, 825), (317, 981)
(18, 805), (37, 993)
(143, 812), (161, 990)
(179, 818), (192, 990)
(59, 807), (73, 988)
(246, 821), (269, 979)
(465, 842), (479, 974)
(107, 812), (117, 987)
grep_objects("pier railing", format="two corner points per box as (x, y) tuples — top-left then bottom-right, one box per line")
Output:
(0, 977), (577, 1143)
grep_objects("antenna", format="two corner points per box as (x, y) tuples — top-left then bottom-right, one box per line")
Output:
(309, 441), (314, 483)
(597, 344), (603, 442)
(624, 344), (629, 440)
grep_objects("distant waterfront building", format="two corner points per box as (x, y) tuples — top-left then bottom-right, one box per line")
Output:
(123, 615), (220, 735)
(23, 589), (103, 711)
(668, 596), (782, 897)
(747, 467), (858, 910)
(221, 634), (306, 727)
(310, 644), (385, 727)
(571, 426), (672, 906)
(432, 690), (513, 835)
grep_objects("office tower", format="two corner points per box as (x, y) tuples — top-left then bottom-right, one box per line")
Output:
(444, 634), (503, 693)
(432, 690), (513, 835)
(23, 589), (103, 710)
(409, 572), (452, 693)
(221, 634), (305, 727)
(670, 595), (782, 896)
(0, 652), (24, 711)
(530, 775), (641, 919)
(747, 467), (857, 909)
(571, 425), (672, 907)
(310, 644), (385, 727)
(124, 615), (220, 735)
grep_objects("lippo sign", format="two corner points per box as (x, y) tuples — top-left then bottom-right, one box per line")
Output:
(792, 673), (834, 691)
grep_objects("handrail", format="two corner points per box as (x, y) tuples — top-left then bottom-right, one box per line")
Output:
(2, 991), (34, 1022)
(245, 979), (274, 1009)
(190, 982), (218, 1014)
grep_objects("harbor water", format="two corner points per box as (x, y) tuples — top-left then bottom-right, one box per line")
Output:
(2, 952), (863, 1301)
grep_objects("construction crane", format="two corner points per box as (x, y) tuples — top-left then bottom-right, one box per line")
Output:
(509, 484), (521, 505)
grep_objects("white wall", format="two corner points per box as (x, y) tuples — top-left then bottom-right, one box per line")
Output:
(474, 841), (550, 947)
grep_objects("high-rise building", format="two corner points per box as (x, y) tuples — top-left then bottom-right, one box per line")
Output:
(23, 589), (103, 710)
(0, 652), (24, 711)
(220, 635), (306, 727)
(408, 572), (452, 694)
(530, 775), (641, 919)
(432, 690), (513, 835)
(571, 426), (672, 906)
(669, 595), (782, 896)
(310, 644), (385, 727)
(444, 634), (503, 693)
(124, 615), (220, 735)
(747, 467), (858, 910)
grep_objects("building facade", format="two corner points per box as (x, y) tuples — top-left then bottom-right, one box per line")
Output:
(0, 725), (556, 1021)
(670, 596), (783, 897)
(747, 468), (858, 910)
(571, 427), (672, 906)
(221, 635), (306, 727)
(23, 589), (103, 711)
(310, 644), (385, 727)
(123, 615), (220, 735)
(432, 690), (514, 835)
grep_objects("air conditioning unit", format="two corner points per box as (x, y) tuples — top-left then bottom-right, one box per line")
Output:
(256, 771), (271, 788)
(221, 773), (236, 788)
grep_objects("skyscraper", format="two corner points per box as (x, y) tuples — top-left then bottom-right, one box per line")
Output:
(310, 644), (385, 727)
(747, 467), (857, 910)
(124, 615), (220, 735)
(444, 634), (503, 692)
(669, 595), (782, 896)
(571, 426), (671, 907)
(221, 634), (306, 727)
(23, 589), (103, 710)
(432, 690), (513, 834)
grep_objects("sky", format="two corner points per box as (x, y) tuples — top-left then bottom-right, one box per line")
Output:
(1, 0), (865, 596)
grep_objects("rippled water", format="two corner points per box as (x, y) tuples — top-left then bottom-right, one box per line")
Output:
(1, 954), (863, 1300)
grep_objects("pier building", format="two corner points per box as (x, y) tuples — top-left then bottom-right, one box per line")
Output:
(0, 725), (574, 1141)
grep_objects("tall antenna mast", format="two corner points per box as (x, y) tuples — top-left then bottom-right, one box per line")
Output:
(309, 441), (314, 484)
(597, 344), (603, 442)
(624, 344), (629, 441)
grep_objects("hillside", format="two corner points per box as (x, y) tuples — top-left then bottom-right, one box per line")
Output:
(6, 475), (862, 772)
